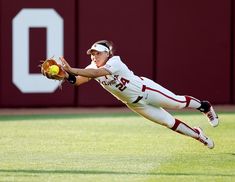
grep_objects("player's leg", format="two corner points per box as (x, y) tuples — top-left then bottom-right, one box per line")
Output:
(126, 103), (214, 149)
(142, 77), (219, 127)
(142, 77), (199, 109)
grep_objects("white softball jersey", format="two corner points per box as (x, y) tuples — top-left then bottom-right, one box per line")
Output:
(87, 56), (145, 104)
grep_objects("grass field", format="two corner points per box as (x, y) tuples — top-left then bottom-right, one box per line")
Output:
(0, 111), (234, 182)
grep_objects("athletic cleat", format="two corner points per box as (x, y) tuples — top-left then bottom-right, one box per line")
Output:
(198, 101), (219, 127)
(204, 104), (219, 127)
(194, 127), (214, 149)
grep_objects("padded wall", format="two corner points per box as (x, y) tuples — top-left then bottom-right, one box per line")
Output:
(156, 0), (231, 104)
(0, 0), (233, 107)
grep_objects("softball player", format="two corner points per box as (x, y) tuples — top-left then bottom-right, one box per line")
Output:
(61, 40), (219, 149)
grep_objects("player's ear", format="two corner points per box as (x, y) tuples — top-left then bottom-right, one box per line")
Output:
(105, 52), (110, 57)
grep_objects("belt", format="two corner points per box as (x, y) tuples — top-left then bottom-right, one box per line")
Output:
(132, 85), (146, 103)
(132, 96), (143, 103)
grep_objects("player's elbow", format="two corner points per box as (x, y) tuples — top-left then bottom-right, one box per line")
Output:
(76, 76), (91, 85)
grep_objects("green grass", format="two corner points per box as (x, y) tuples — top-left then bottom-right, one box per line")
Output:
(0, 112), (234, 182)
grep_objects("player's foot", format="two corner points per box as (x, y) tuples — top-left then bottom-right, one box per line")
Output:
(199, 101), (219, 127)
(204, 102), (219, 127)
(194, 127), (214, 149)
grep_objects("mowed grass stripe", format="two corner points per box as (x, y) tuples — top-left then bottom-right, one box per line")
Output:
(0, 110), (234, 122)
(0, 112), (136, 122)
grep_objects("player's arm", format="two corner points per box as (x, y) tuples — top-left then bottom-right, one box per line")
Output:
(66, 68), (109, 86)
(60, 57), (111, 78)
(67, 68), (110, 86)
(73, 75), (91, 86)
(69, 67), (110, 78)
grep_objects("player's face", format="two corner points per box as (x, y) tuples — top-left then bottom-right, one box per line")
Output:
(90, 51), (109, 67)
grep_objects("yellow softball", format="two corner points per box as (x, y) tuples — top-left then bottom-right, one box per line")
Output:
(49, 65), (60, 75)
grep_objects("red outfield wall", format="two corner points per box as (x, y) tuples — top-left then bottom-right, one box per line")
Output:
(156, 0), (231, 104)
(0, 0), (233, 107)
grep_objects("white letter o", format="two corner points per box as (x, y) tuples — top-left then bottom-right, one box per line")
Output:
(12, 8), (64, 93)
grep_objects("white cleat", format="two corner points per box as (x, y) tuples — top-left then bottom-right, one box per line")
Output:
(194, 127), (214, 149)
(204, 104), (219, 127)
(199, 101), (219, 127)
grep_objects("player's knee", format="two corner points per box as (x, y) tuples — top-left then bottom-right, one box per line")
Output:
(173, 102), (185, 110)
(166, 99), (185, 109)
(160, 117), (175, 128)
(174, 96), (187, 109)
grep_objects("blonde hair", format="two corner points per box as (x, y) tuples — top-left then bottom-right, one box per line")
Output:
(93, 40), (115, 57)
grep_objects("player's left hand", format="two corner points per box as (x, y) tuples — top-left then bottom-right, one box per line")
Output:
(40, 58), (68, 80)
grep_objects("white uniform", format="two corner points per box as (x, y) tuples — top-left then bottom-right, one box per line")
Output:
(86, 56), (201, 128)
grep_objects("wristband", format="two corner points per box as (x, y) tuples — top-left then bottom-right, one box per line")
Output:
(66, 73), (76, 84)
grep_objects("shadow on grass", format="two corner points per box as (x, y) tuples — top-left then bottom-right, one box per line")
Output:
(0, 113), (136, 122)
(0, 169), (234, 177)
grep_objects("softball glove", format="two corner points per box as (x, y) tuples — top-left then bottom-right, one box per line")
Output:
(40, 58), (67, 80)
